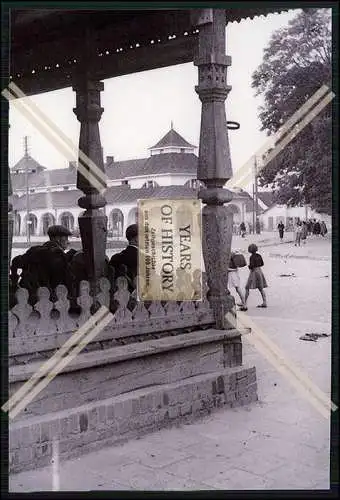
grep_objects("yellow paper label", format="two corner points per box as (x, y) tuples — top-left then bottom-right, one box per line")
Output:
(138, 199), (203, 301)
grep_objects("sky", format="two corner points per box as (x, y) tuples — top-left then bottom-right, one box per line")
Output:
(8, 9), (300, 176)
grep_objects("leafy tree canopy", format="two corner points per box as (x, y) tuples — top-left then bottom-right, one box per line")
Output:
(251, 8), (332, 214)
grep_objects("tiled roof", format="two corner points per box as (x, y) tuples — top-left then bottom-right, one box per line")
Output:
(257, 191), (276, 208)
(12, 185), (199, 211)
(149, 129), (196, 150)
(11, 167), (77, 191)
(106, 185), (198, 204)
(12, 184), (262, 213)
(130, 153), (198, 177)
(10, 155), (47, 173)
(13, 190), (81, 211)
(233, 190), (263, 214)
(105, 158), (148, 179)
(11, 153), (198, 191)
(104, 153), (198, 179)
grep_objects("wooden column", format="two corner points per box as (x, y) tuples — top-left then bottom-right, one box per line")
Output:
(192, 9), (235, 329)
(73, 76), (108, 294)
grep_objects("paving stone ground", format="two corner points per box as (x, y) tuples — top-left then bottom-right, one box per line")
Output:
(9, 236), (334, 491)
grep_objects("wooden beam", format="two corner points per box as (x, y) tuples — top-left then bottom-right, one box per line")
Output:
(10, 35), (197, 97)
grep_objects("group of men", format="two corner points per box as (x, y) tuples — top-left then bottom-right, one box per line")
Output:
(10, 223), (138, 306)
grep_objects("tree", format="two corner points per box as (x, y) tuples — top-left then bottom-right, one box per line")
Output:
(251, 8), (332, 214)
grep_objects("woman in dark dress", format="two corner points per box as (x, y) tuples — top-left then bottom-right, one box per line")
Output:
(313, 220), (321, 236)
(320, 221), (327, 237)
(244, 244), (268, 308)
(301, 221), (308, 244)
(239, 222), (246, 238)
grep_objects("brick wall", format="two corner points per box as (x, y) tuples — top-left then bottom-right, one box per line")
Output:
(9, 366), (257, 473)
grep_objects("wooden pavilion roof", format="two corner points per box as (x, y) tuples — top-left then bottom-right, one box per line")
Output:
(10, 7), (290, 96)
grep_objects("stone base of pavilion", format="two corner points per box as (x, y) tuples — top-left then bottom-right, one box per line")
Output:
(8, 281), (257, 474)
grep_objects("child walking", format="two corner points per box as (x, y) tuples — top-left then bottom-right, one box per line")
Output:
(245, 244), (268, 308)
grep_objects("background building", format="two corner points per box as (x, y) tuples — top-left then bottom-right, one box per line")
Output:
(12, 127), (328, 238)
(260, 202), (331, 232)
(10, 127), (261, 238)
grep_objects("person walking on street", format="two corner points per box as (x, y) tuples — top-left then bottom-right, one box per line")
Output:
(228, 252), (247, 311)
(244, 244), (268, 308)
(294, 221), (303, 246)
(277, 221), (285, 242)
(307, 219), (312, 236)
(240, 222), (246, 238)
(301, 221), (308, 245)
(313, 219), (321, 236)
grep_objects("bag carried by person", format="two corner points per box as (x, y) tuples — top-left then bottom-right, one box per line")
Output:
(232, 252), (247, 268)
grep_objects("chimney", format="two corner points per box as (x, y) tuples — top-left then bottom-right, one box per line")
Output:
(106, 156), (114, 167)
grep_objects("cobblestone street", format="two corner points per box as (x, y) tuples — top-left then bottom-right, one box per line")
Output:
(9, 235), (334, 492)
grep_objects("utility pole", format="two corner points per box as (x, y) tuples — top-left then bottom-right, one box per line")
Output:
(24, 136), (31, 244)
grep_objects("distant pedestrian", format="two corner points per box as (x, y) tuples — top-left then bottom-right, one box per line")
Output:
(228, 252), (247, 311)
(301, 221), (308, 244)
(313, 220), (321, 236)
(240, 222), (246, 238)
(294, 221), (303, 246)
(320, 221), (327, 237)
(244, 243), (268, 308)
(307, 220), (313, 236)
(277, 221), (285, 241)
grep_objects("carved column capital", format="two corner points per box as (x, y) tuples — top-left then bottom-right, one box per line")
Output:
(72, 77), (106, 197)
(194, 55), (232, 103)
(73, 80), (104, 122)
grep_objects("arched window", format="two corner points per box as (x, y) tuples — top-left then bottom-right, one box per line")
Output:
(24, 213), (38, 236)
(185, 179), (203, 189)
(14, 213), (21, 236)
(127, 207), (138, 227)
(59, 212), (74, 232)
(41, 213), (56, 235)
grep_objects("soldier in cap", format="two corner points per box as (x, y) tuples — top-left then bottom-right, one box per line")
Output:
(15, 224), (76, 304)
(45, 225), (76, 260)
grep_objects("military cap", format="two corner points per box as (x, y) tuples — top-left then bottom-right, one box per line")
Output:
(126, 224), (138, 241)
(47, 225), (72, 237)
